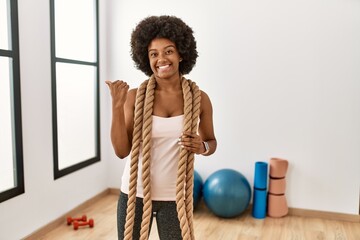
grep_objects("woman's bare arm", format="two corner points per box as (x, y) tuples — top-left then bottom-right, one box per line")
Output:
(106, 80), (136, 159)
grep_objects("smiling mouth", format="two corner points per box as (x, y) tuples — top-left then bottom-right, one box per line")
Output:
(157, 65), (170, 69)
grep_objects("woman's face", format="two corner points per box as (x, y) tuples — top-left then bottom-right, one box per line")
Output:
(148, 38), (182, 80)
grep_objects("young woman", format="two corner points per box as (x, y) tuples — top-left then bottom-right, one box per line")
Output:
(106, 15), (217, 240)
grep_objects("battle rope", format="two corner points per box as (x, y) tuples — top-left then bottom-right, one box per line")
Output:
(123, 75), (201, 240)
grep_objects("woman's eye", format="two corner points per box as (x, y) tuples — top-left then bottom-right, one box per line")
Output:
(150, 52), (157, 58)
(166, 49), (173, 54)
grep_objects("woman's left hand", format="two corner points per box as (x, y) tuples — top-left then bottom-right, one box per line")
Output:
(178, 131), (205, 154)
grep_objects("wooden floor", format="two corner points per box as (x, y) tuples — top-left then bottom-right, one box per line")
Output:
(30, 194), (360, 240)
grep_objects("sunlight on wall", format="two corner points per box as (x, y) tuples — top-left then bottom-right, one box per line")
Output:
(56, 62), (97, 169)
(0, 57), (15, 192)
(54, 0), (96, 61)
(0, 0), (9, 49)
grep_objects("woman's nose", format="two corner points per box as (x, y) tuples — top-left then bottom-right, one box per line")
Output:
(157, 55), (167, 63)
(157, 53), (165, 60)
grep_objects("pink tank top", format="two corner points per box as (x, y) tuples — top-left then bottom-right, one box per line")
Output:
(121, 115), (184, 201)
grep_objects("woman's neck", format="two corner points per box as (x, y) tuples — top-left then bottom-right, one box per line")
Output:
(155, 75), (182, 91)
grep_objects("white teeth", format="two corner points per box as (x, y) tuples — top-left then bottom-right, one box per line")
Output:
(158, 65), (169, 69)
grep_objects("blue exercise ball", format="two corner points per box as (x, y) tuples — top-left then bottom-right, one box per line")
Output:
(203, 169), (251, 218)
(193, 170), (203, 209)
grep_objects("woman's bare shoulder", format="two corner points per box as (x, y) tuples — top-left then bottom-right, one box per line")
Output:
(124, 88), (138, 110)
(127, 88), (138, 99)
(200, 90), (211, 104)
(128, 88), (137, 96)
(199, 90), (213, 114)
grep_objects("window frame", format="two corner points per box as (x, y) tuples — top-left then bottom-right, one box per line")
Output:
(0, 0), (25, 203)
(50, 0), (100, 179)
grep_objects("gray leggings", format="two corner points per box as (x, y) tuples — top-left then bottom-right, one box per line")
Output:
(117, 192), (182, 240)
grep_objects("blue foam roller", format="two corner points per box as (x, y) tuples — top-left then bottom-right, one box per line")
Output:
(252, 188), (267, 219)
(254, 161), (268, 189)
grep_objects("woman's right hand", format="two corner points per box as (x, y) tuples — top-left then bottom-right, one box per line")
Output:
(105, 80), (130, 109)
(105, 80), (133, 158)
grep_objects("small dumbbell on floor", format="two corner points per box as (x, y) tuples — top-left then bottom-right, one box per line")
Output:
(67, 215), (87, 225)
(73, 219), (94, 230)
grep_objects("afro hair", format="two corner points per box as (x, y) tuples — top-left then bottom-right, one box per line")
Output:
(130, 15), (198, 76)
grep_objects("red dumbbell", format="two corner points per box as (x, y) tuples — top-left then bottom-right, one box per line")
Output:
(66, 215), (87, 225)
(73, 219), (94, 230)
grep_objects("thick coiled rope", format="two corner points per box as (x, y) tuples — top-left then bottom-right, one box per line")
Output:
(124, 75), (201, 240)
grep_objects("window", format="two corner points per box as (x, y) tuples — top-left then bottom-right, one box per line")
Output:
(50, 0), (100, 179)
(0, 0), (24, 203)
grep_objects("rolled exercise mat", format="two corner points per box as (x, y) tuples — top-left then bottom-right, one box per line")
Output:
(252, 188), (267, 219)
(268, 158), (289, 218)
(268, 178), (286, 195)
(267, 194), (288, 217)
(269, 158), (288, 178)
(254, 161), (268, 189)
(252, 161), (268, 219)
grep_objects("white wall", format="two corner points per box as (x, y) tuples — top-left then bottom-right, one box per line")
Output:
(107, 0), (360, 215)
(0, 1), (112, 239)
(0, 0), (359, 239)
